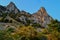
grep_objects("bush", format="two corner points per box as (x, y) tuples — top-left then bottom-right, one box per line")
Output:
(32, 23), (41, 28)
(0, 31), (14, 40)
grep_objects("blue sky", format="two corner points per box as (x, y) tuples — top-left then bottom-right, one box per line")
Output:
(0, 0), (60, 21)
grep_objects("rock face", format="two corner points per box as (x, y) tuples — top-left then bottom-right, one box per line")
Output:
(0, 2), (52, 27)
(32, 7), (52, 27)
(0, 2), (20, 14)
(7, 2), (20, 13)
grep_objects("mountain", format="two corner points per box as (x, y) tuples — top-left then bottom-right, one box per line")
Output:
(7, 2), (20, 13)
(0, 2), (52, 27)
(32, 7), (52, 27)
(0, 2), (20, 14)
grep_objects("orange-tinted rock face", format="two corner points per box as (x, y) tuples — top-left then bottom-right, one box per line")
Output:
(32, 7), (52, 27)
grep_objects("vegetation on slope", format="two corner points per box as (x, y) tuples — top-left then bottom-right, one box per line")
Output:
(0, 19), (60, 40)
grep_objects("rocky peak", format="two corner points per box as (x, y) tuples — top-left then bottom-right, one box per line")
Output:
(32, 7), (52, 27)
(9, 2), (15, 6)
(7, 2), (16, 10)
(6, 2), (20, 13)
(39, 7), (46, 12)
(37, 7), (48, 16)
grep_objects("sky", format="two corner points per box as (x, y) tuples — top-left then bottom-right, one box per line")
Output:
(0, 0), (60, 21)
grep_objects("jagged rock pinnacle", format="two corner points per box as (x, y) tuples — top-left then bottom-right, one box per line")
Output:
(32, 7), (52, 27)
(40, 7), (46, 13)
(9, 2), (15, 5)
(6, 2), (20, 13)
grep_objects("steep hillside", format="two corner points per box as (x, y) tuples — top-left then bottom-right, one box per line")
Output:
(0, 2), (52, 27)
